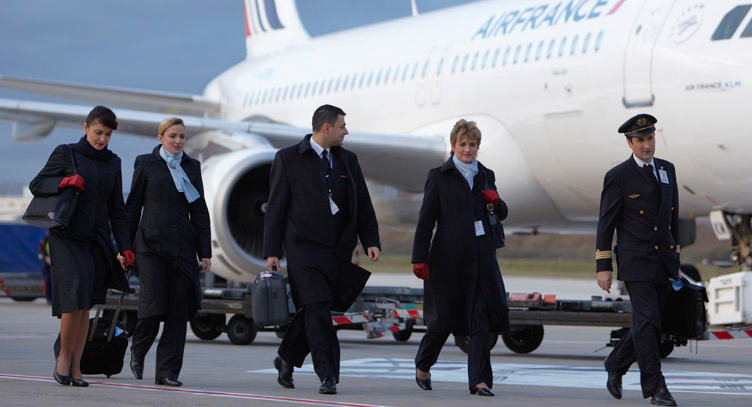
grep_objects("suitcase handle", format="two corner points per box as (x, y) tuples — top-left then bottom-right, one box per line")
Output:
(87, 266), (134, 343)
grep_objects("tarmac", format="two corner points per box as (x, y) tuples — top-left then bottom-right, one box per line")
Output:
(2, 274), (751, 407)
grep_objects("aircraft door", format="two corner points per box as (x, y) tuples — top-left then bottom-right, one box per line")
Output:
(622, 0), (677, 108)
(429, 45), (451, 105)
(415, 46), (438, 107)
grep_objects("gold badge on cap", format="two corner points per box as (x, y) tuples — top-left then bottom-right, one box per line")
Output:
(637, 118), (647, 126)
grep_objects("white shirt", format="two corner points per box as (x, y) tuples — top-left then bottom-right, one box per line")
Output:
(310, 137), (332, 168)
(633, 154), (657, 180)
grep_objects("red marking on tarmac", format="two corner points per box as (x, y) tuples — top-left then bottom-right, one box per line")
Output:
(0, 373), (394, 407)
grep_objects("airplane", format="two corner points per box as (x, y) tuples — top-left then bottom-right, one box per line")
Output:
(2, 0), (752, 283)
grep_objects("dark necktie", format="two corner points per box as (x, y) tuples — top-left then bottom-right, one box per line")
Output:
(644, 164), (655, 180)
(322, 150), (331, 176)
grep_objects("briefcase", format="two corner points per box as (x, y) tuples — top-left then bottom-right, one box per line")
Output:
(662, 278), (708, 339)
(251, 268), (290, 327)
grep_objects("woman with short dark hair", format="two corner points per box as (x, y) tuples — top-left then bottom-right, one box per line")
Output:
(30, 105), (134, 387)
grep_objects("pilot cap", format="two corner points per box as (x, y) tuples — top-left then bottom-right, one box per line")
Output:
(618, 114), (657, 138)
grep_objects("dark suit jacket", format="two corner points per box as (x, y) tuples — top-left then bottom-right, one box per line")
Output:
(125, 146), (211, 317)
(595, 155), (680, 282)
(262, 134), (380, 307)
(412, 158), (510, 333)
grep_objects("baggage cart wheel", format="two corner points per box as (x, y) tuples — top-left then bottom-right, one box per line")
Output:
(453, 333), (499, 354)
(227, 315), (258, 345)
(501, 325), (544, 354)
(392, 320), (415, 342)
(190, 313), (225, 340)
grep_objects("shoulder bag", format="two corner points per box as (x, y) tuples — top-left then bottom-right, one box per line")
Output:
(482, 169), (506, 248)
(23, 145), (79, 228)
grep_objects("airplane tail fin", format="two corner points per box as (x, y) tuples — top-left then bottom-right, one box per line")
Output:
(244, 0), (309, 58)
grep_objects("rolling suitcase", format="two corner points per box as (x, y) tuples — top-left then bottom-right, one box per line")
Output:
(251, 266), (290, 327)
(53, 268), (132, 377)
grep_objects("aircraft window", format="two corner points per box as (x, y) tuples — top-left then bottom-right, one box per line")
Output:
(535, 41), (544, 61)
(492, 48), (500, 67)
(524, 43), (532, 62)
(318, 79), (326, 95)
(513, 45), (521, 64)
(595, 31), (604, 51)
(436, 57), (444, 75)
(255, 90), (262, 104)
(305, 82), (311, 97)
(244, 92), (250, 106)
(274, 87), (281, 103)
(342, 75), (349, 91)
(403, 63), (410, 81)
(393, 65), (400, 82)
(547, 39), (555, 59)
(367, 70), (374, 87)
(461, 54), (468, 72)
(481, 50), (489, 69)
(741, 14), (752, 37)
(503, 46), (510, 65)
(324, 78), (332, 93)
(337, 77), (344, 92)
(559, 37), (568, 57)
(421, 60), (429, 78)
(471, 52), (479, 71)
(297, 83), (304, 98)
(384, 67), (392, 83)
(411, 62), (419, 79)
(570, 35), (579, 55)
(451, 55), (459, 74)
(262, 89), (269, 104)
(282, 86), (289, 101)
(359, 72), (366, 88)
(582, 33), (591, 53)
(375, 68), (383, 86)
(712, 5), (751, 40)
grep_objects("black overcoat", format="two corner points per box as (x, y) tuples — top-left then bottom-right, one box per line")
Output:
(262, 135), (380, 308)
(596, 155), (680, 282)
(125, 146), (211, 319)
(30, 143), (131, 315)
(412, 158), (510, 334)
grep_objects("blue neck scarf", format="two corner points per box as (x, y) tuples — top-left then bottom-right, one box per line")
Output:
(159, 146), (200, 203)
(452, 155), (478, 189)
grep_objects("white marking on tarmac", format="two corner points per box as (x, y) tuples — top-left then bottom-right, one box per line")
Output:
(251, 358), (752, 396)
(0, 373), (395, 407)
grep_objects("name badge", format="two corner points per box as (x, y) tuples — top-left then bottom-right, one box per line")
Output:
(329, 196), (339, 215)
(474, 220), (485, 236)
(659, 169), (669, 184)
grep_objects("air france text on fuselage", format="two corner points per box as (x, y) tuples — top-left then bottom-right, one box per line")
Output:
(472, 0), (623, 40)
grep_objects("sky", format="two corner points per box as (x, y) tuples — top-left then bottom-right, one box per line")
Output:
(0, 0), (476, 194)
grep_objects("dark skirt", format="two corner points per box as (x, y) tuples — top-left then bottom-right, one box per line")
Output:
(48, 234), (103, 316)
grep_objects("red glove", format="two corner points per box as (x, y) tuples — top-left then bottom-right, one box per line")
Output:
(482, 190), (500, 207)
(59, 175), (85, 191)
(121, 250), (135, 267)
(413, 263), (429, 280)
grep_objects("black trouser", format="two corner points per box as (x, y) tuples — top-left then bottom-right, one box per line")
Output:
(605, 281), (667, 398)
(130, 270), (190, 381)
(278, 301), (339, 382)
(415, 290), (493, 388)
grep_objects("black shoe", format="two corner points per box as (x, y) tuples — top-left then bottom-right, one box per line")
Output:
(53, 364), (70, 386)
(651, 386), (677, 406)
(71, 378), (89, 387)
(130, 358), (144, 380)
(415, 375), (432, 391)
(274, 356), (295, 389)
(155, 378), (182, 387)
(605, 359), (623, 400)
(469, 386), (495, 396)
(319, 376), (337, 394)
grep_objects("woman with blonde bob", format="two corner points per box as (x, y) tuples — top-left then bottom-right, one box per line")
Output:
(125, 117), (211, 386)
(411, 119), (510, 396)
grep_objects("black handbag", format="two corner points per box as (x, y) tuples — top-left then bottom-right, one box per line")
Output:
(482, 169), (506, 248)
(662, 277), (708, 339)
(23, 145), (79, 229)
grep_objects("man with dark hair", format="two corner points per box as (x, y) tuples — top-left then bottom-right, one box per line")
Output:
(263, 104), (381, 395)
(596, 114), (679, 406)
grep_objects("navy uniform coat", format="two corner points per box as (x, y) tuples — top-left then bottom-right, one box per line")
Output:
(412, 158), (510, 334)
(595, 155), (680, 282)
(262, 135), (380, 308)
(125, 146), (211, 319)
(30, 142), (131, 316)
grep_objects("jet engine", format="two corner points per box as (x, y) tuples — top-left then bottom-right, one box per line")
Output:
(200, 142), (277, 283)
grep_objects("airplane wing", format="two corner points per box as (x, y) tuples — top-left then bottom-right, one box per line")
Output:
(0, 74), (218, 116)
(0, 97), (447, 192)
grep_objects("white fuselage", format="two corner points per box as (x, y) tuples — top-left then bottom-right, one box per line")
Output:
(207, 0), (752, 233)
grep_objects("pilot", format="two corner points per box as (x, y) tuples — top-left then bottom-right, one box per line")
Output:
(595, 114), (680, 406)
